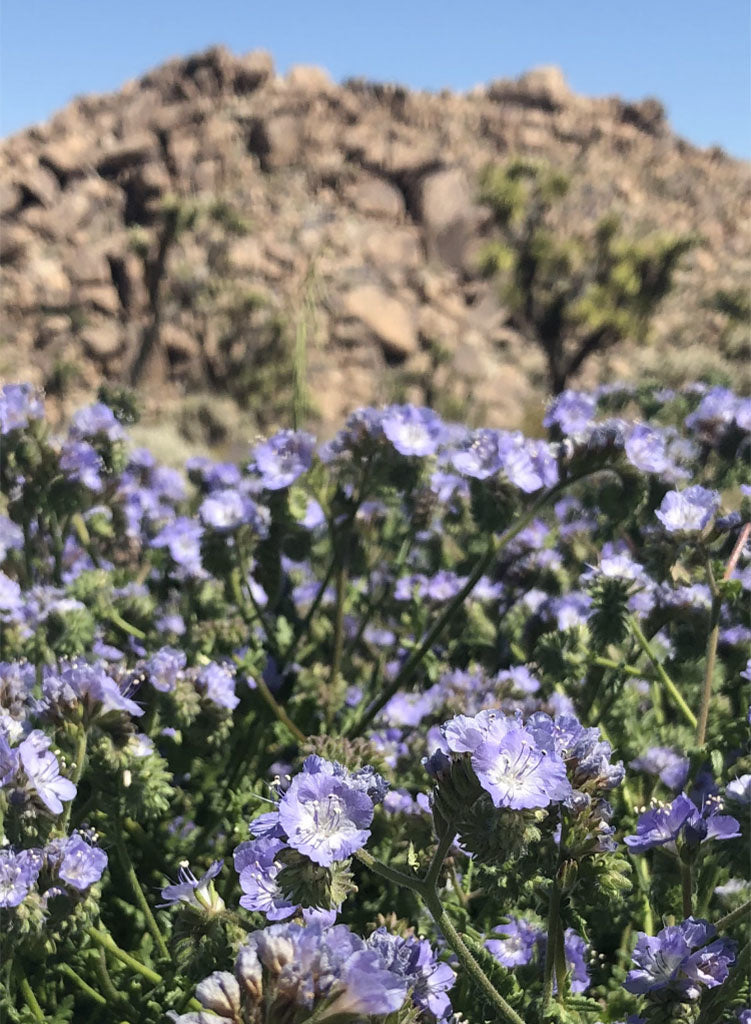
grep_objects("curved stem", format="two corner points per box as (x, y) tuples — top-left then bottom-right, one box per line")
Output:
(424, 826), (457, 892)
(627, 616), (697, 728)
(715, 897), (751, 934)
(107, 609), (146, 640)
(424, 892), (527, 1024)
(112, 827), (169, 960)
(87, 926), (161, 985)
(354, 848), (427, 897)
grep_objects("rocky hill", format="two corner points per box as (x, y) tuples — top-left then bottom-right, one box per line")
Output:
(1, 46), (749, 450)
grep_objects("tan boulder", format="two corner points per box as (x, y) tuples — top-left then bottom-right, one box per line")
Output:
(285, 65), (335, 93)
(81, 321), (124, 358)
(344, 175), (405, 219)
(339, 285), (418, 360)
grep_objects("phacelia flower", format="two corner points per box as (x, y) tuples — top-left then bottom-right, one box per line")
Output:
(278, 770), (375, 866)
(381, 405), (447, 457)
(0, 848), (43, 907)
(367, 927), (455, 1019)
(52, 833), (108, 890)
(625, 793), (740, 853)
(252, 430), (315, 490)
(655, 486), (720, 533)
(0, 383), (44, 434)
(235, 837), (297, 920)
(161, 859), (224, 913)
(485, 917), (541, 967)
(625, 918), (736, 1000)
(18, 731), (77, 815)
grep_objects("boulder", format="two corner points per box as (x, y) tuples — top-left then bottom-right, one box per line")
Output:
(344, 175), (405, 219)
(248, 115), (302, 171)
(285, 65), (335, 93)
(339, 285), (418, 360)
(81, 321), (124, 358)
(416, 167), (478, 269)
(236, 50), (274, 93)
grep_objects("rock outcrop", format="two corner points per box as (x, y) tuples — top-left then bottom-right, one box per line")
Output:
(1, 46), (749, 442)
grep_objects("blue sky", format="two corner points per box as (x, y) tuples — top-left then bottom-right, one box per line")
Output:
(1, 0), (749, 157)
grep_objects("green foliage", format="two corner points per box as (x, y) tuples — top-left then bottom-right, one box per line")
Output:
(478, 159), (695, 393)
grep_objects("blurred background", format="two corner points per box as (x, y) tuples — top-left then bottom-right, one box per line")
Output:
(1, 0), (749, 458)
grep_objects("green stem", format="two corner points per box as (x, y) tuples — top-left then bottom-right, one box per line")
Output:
(107, 609), (146, 640)
(112, 826), (170, 960)
(627, 616), (697, 728)
(253, 673), (306, 744)
(60, 726), (87, 832)
(327, 551), (349, 717)
(424, 892), (526, 1024)
(696, 558), (721, 746)
(20, 976), (45, 1021)
(57, 963), (106, 1007)
(715, 897), (751, 933)
(283, 553), (337, 665)
(541, 880), (563, 1013)
(680, 860), (693, 919)
(354, 848), (427, 897)
(87, 926), (161, 985)
(424, 826), (457, 892)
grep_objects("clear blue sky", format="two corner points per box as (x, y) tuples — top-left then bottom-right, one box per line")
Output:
(1, 0), (749, 157)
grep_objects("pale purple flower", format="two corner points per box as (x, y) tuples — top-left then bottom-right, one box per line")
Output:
(278, 771), (374, 866)
(367, 927), (455, 1019)
(160, 860), (224, 911)
(471, 720), (571, 810)
(18, 731), (77, 815)
(726, 775), (751, 806)
(381, 405), (447, 457)
(55, 834), (108, 890)
(252, 430), (315, 490)
(655, 486), (720, 533)
(0, 848), (43, 907)
(544, 390), (596, 434)
(197, 662), (239, 711)
(70, 402), (125, 442)
(625, 424), (670, 474)
(0, 383), (44, 434)
(631, 747), (689, 791)
(145, 647), (186, 693)
(449, 428), (504, 479)
(151, 517), (204, 574)
(626, 918), (736, 999)
(625, 793), (740, 852)
(235, 838), (296, 920)
(496, 666), (540, 694)
(60, 441), (103, 491)
(199, 489), (266, 533)
(486, 917), (541, 967)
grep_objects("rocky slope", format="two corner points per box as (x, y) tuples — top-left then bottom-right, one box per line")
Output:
(1, 46), (749, 448)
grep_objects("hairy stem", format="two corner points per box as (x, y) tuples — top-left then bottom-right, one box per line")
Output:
(88, 926), (162, 985)
(627, 615), (697, 728)
(111, 827), (170, 960)
(541, 880), (563, 1013)
(253, 672), (306, 744)
(57, 963), (107, 1007)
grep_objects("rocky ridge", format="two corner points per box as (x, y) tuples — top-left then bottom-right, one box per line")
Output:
(1, 46), (749, 447)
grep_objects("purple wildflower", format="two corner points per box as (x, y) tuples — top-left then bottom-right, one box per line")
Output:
(235, 838), (296, 920)
(60, 441), (104, 491)
(471, 719), (571, 810)
(145, 647), (186, 693)
(252, 430), (315, 490)
(625, 793), (740, 852)
(278, 771), (374, 866)
(631, 747), (690, 791)
(18, 731), (77, 815)
(151, 517), (204, 575)
(381, 405), (447, 457)
(655, 486), (720, 533)
(197, 662), (239, 711)
(485, 917), (541, 967)
(0, 383), (44, 434)
(160, 860), (224, 912)
(625, 918), (736, 999)
(54, 834), (108, 890)
(367, 927), (455, 1019)
(0, 848), (43, 907)
(69, 402), (125, 441)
